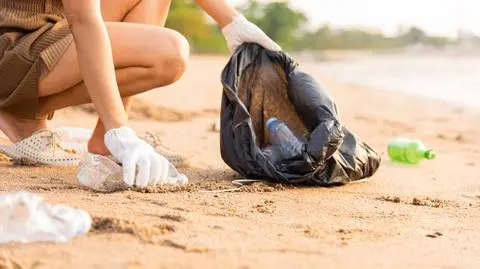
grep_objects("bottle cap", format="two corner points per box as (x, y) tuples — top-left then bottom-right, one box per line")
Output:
(266, 117), (278, 129)
(424, 150), (436, 160)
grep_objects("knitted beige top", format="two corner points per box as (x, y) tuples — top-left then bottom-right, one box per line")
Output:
(0, 0), (72, 119)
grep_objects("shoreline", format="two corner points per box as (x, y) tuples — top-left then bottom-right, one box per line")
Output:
(320, 74), (480, 114)
(307, 55), (480, 111)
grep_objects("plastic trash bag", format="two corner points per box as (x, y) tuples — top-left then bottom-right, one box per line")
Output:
(219, 43), (381, 185)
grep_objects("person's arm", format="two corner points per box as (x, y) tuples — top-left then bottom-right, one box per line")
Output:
(194, 0), (238, 27)
(194, 0), (281, 53)
(62, 0), (170, 187)
(62, 0), (127, 130)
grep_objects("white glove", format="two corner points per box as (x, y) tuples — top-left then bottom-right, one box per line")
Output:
(222, 15), (281, 53)
(104, 126), (169, 187)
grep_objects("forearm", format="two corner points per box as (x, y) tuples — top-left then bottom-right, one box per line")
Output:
(64, 3), (127, 130)
(194, 0), (239, 27)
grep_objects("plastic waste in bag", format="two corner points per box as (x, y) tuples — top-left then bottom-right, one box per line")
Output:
(0, 192), (91, 244)
(262, 145), (282, 165)
(219, 43), (381, 185)
(266, 117), (304, 160)
(77, 153), (188, 193)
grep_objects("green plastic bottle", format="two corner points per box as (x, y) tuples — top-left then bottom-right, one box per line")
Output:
(387, 138), (436, 164)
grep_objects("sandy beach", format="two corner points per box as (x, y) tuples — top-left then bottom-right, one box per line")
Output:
(1, 55), (479, 269)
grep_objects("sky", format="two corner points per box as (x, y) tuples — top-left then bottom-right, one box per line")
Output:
(228, 0), (479, 37)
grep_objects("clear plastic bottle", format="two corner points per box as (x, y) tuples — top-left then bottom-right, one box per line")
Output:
(262, 145), (282, 164)
(0, 192), (91, 244)
(266, 117), (304, 159)
(77, 154), (188, 193)
(77, 154), (126, 192)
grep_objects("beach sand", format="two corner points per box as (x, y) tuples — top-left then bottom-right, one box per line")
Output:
(0, 56), (479, 269)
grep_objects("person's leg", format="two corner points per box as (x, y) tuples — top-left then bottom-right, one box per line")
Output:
(38, 23), (187, 107)
(88, 0), (172, 155)
(38, 21), (188, 126)
(0, 0), (142, 142)
(0, 112), (48, 143)
(0, 1), (185, 151)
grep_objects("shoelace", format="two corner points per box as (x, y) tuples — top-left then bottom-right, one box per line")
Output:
(40, 130), (58, 159)
(39, 130), (74, 158)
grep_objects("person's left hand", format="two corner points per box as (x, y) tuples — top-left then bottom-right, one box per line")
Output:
(222, 15), (281, 53)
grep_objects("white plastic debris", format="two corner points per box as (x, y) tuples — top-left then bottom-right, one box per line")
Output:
(77, 154), (125, 192)
(0, 192), (91, 244)
(77, 153), (188, 193)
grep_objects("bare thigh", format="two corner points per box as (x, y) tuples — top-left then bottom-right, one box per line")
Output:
(38, 22), (188, 97)
(38, 0), (179, 97)
(101, 0), (172, 25)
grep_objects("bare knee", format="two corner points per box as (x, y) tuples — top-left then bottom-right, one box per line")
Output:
(164, 30), (190, 83)
(150, 29), (190, 87)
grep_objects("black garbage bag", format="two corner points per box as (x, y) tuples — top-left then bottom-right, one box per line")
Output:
(220, 43), (381, 185)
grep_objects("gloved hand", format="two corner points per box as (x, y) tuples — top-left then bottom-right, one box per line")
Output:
(104, 126), (169, 187)
(222, 15), (281, 53)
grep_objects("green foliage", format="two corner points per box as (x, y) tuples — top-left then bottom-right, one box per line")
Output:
(241, 1), (307, 50)
(165, 1), (228, 54)
(400, 27), (426, 45)
(165, 0), (456, 54)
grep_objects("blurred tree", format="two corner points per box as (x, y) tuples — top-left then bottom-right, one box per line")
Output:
(241, 1), (307, 50)
(164, 0), (454, 54)
(166, 1), (210, 41)
(166, 1), (228, 53)
(401, 26), (426, 45)
(423, 36), (451, 47)
(241, 0), (264, 22)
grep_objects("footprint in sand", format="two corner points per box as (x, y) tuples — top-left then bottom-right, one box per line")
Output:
(91, 217), (176, 243)
(376, 196), (456, 208)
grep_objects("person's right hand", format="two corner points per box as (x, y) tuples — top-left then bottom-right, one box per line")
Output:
(104, 126), (169, 187)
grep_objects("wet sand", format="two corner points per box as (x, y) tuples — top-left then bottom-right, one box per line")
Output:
(0, 56), (479, 269)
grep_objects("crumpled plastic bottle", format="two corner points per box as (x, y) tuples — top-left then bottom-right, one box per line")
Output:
(266, 117), (304, 159)
(0, 192), (91, 244)
(77, 154), (188, 193)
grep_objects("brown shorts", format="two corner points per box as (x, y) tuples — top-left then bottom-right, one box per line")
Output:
(0, 0), (72, 119)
